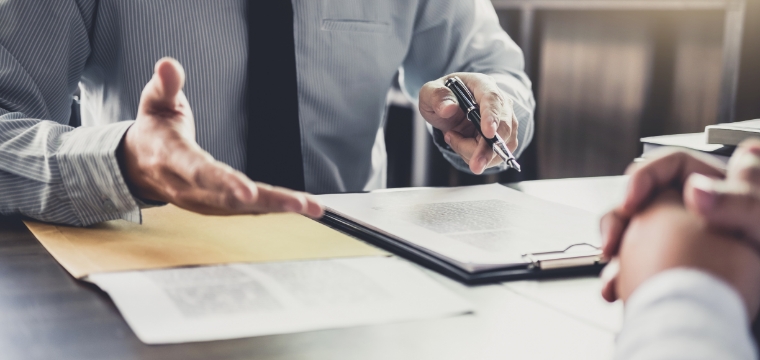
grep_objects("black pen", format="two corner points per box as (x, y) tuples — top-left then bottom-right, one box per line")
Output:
(444, 76), (521, 172)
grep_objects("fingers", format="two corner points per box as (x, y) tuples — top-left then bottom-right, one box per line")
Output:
(682, 140), (760, 243)
(600, 209), (629, 258)
(250, 183), (324, 218)
(684, 174), (760, 241)
(599, 149), (725, 260)
(726, 138), (760, 183)
(600, 258), (620, 302)
(506, 114), (519, 152)
(456, 74), (513, 140)
(445, 131), (495, 174)
(622, 149), (726, 217)
(418, 79), (464, 131)
(166, 151), (324, 218)
(172, 172), (324, 218)
(420, 73), (518, 172)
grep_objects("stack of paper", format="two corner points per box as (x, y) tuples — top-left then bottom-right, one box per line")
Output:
(88, 257), (471, 344)
(25, 206), (471, 344)
(318, 184), (601, 273)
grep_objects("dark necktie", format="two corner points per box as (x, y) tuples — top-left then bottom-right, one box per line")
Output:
(245, 1), (305, 191)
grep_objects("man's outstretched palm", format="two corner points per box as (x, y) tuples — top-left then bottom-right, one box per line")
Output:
(118, 57), (323, 218)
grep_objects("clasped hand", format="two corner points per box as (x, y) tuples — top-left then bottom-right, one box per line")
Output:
(419, 73), (519, 174)
(600, 138), (760, 303)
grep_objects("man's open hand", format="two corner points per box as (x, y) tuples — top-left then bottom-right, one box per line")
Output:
(117, 57), (323, 218)
(419, 73), (518, 174)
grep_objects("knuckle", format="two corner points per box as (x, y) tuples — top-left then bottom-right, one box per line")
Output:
(190, 164), (210, 185)
(432, 86), (452, 100)
(223, 190), (244, 210)
(146, 152), (163, 170)
(485, 90), (504, 105)
(164, 187), (182, 201)
(663, 150), (687, 163)
(487, 107), (501, 120)
(474, 73), (491, 83)
(624, 162), (641, 176)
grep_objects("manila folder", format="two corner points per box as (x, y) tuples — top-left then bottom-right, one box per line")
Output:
(24, 205), (386, 279)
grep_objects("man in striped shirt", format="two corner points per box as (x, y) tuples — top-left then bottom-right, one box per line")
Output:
(0, 0), (535, 226)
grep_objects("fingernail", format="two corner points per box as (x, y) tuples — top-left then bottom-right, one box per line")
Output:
(689, 174), (717, 212)
(492, 119), (499, 134)
(479, 156), (488, 169)
(444, 133), (452, 145)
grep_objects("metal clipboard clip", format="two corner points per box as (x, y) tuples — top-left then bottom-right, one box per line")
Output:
(523, 243), (605, 270)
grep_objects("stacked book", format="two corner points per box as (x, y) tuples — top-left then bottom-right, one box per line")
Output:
(639, 118), (760, 165)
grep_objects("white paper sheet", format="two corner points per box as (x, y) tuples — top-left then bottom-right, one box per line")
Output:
(87, 257), (472, 344)
(317, 184), (601, 272)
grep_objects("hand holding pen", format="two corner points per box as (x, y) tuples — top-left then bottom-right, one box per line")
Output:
(418, 73), (521, 174)
(444, 76), (520, 171)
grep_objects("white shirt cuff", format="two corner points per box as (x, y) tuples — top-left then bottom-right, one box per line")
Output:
(56, 121), (142, 226)
(616, 268), (757, 360)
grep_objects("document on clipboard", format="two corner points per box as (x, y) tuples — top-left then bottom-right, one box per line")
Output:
(317, 184), (605, 283)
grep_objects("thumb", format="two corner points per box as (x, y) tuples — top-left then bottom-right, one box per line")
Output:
(145, 57), (186, 110)
(684, 173), (760, 241)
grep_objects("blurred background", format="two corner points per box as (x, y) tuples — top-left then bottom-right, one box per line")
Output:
(384, 0), (760, 188)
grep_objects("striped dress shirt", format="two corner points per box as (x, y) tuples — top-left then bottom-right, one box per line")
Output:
(0, 0), (534, 226)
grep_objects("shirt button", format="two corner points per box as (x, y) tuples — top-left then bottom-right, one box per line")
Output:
(103, 199), (117, 212)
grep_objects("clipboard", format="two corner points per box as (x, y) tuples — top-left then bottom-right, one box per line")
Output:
(319, 211), (606, 285)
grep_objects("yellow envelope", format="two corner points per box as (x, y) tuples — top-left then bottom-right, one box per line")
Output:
(24, 205), (386, 279)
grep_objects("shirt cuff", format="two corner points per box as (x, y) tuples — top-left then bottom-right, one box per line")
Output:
(616, 268), (757, 360)
(491, 73), (535, 159)
(56, 121), (142, 226)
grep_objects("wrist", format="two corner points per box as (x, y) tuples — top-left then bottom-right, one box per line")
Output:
(57, 121), (142, 225)
(116, 125), (162, 203)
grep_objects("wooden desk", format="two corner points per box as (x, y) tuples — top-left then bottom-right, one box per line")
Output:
(0, 177), (627, 360)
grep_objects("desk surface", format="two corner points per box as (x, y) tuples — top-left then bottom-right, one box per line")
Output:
(0, 177), (628, 360)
